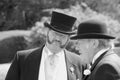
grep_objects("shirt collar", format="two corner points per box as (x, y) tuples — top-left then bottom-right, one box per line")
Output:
(43, 45), (64, 57)
(92, 48), (109, 64)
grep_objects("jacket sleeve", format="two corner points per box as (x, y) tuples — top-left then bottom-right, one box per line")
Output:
(5, 53), (20, 80)
(94, 64), (120, 80)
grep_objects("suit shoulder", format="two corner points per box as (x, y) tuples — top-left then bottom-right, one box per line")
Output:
(66, 50), (80, 58)
(99, 53), (120, 72)
(17, 47), (40, 56)
(101, 53), (120, 64)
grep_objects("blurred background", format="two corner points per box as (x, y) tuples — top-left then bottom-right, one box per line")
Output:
(1, 0), (120, 80)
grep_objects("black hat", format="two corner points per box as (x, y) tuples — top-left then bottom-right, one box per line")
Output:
(71, 20), (115, 39)
(44, 11), (76, 35)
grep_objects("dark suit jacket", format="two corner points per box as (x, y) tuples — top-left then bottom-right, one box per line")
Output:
(84, 50), (120, 80)
(5, 45), (82, 80)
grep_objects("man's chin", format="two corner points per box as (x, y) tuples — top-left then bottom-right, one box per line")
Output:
(53, 43), (65, 49)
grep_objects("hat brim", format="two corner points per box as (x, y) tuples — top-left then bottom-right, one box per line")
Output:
(44, 22), (76, 35)
(70, 33), (115, 39)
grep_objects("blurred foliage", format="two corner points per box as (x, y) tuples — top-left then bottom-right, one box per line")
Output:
(0, 30), (31, 63)
(0, 29), (47, 63)
(0, 36), (26, 63)
(1, 0), (120, 61)
(0, 0), (120, 31)
(82, 0), (120, 22)
(26, 3), (120, 55)
(0, 0), (79, 31)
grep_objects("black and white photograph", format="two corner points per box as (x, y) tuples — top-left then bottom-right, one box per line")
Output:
(0, 0), (120, 80)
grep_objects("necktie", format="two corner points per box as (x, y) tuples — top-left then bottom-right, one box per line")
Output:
(44, 54), (58, 80)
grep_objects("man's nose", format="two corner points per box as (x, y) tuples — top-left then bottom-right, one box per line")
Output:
(54, 35), (61, 40)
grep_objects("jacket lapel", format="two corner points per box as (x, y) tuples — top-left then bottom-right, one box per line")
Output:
(90, 51), (108, 72)
(83, 51), (108, 80)
(26, 46), (44, 80)
(64, 50), (79, 80)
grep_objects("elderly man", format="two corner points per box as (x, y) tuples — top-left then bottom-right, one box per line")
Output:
(5, 11), (82, 80)
(71, 20), (120, 80)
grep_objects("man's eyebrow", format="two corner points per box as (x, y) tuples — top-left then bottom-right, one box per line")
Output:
(55, 31), (64, 36)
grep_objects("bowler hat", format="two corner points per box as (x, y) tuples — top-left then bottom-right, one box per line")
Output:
(71, 20), (115, 39)
(44, 11), (76, 35)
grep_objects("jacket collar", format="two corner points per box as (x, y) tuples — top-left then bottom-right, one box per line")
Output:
(26, 45), (44, 80)
(28, 47), (79, 80)
(64, 50), (80, 80)
(92, 48), (109, 64)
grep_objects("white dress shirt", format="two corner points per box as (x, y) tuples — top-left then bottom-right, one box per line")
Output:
(38, 46), (67, 80)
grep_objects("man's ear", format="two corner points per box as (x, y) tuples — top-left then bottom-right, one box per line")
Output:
(68, 35), (71, 40)
(46, 28), (51, 40)
(46, 28), (50, 36)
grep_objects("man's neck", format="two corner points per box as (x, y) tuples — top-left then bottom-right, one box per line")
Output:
(89, 48), (101, 64)
(45, 44), (63, 54)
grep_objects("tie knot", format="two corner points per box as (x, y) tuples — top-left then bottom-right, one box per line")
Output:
(49, 54), (57, 58)
(47, 54), (58, 66)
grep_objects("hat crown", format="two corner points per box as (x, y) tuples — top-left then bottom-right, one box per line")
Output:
(70, 20), (115, 39)
(77, 20), (107, 35)
(50, 11), (76, 32)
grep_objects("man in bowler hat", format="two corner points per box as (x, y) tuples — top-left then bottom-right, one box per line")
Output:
(71, 19), (120, 80)
(5, 11), (82, 80)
